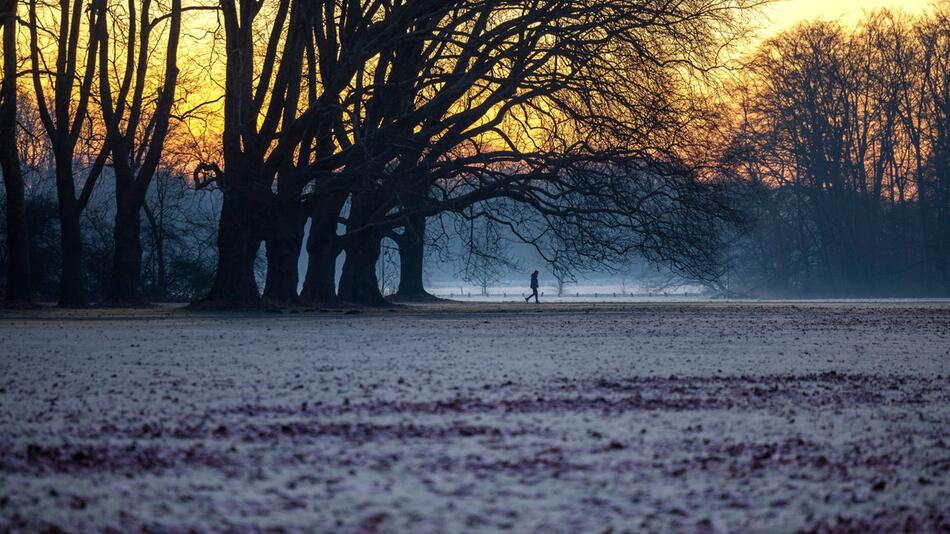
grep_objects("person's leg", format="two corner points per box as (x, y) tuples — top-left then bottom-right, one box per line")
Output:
(532, 288), (539, 303)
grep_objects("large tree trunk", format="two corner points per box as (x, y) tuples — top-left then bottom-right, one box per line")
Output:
(338, 232), (385, 305)
(1, 161), (31, 304)
(1, 0), (31, 305)
(337, 194), (386, 306)
(105, 184), (144, 305)
(301, 218), (338, 303)
(262, 202), (306, 305)
(203, 189), (263, 307)
(57, 207), (84, 307)
(301, 192), (346, 303)
(55, 159), (85, 308)
(394, 213), (434, 300)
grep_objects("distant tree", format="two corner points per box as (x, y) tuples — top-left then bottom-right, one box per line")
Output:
(457, 213), (519, 297)
(722, 8), (950, 296)
(550, 258), (576, 297)
(916, 7), (950, 285)
(376, 240), (400, 297)
(143, 170), (219, 300)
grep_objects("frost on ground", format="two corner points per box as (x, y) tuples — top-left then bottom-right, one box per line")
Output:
(0, 302), (948, 532)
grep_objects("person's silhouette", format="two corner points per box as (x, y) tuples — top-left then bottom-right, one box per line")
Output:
(525, 270), (539, 303)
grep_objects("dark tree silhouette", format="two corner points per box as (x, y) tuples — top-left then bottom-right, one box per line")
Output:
(296, 0), (760, 305)
(201, 0), (306, 307)
(721, 9), (950, 296)
(96, 0), (183, 305)
(392, 211), (433, 301)
(26, 0), (106, 307)
(0, 0), (31, 304)
(16, 1), (943, 305)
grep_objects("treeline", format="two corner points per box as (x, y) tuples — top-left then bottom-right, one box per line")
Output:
(723, 8), (950, 296)
(2, 2), (948, 308)
(1, 0), (756, 307)
(0, 162), (219, 301)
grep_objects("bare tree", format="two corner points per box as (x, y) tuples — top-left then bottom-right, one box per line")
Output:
(320, 0), (760, 305)
(549, 253), (576, 297)
(96, 0), (182, 305)
(0, 0), (31, 304)
(917, 6), (950, 285)
(143, 168), (218, 300)
(202, 0), (419, 307)
(194, 0), (298, 307)
(8, 0), (763, 307)
(722, 8), (950, 296)
(26, 0), (106, 306)
(457, 213), (519, 297)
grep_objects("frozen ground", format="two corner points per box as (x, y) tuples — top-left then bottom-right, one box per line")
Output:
(0, 301), (948, 532)
(421, 280), (705, 301)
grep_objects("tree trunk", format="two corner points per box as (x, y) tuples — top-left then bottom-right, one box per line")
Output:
(105, 184), (144, 305)
(338, 232), (386, 305)
(301, 192), (346, 303)
(262, 203), (305, 305)
(203, 190), (262, 307)
(394, 213), (434, 300)
(2, 162), (31, 304)
(57, 206), (84, 307)
(301, 220), (338, 303)
(55, 160), (85, 308)
(337, 195), (386, 306)
(1, 0), (31, 305)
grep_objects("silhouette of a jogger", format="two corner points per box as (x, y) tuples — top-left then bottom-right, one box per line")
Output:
(525, 270), (539, 303)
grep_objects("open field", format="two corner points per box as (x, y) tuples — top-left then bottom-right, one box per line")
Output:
(1, 301), (948, 532)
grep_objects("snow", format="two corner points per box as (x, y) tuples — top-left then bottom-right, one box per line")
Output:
(421, 280), (706, 300)
(1, 301), (948, 532)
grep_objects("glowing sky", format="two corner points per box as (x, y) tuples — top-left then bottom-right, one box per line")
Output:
(760, 0), (936, 38)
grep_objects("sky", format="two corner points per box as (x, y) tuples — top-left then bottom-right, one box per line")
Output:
(760, 0), (936, 38)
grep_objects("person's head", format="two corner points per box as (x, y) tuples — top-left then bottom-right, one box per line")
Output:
(533, 270), (539, 275)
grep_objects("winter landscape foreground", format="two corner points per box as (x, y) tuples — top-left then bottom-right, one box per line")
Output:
(0, 301), (948, 532)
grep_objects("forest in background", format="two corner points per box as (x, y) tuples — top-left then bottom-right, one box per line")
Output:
(1, 1), (948, 307)
(723, 8), (950, 296)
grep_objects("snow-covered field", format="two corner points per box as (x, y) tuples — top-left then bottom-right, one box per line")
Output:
(1, 301), (948, 532)
(421, 280), (706, 301)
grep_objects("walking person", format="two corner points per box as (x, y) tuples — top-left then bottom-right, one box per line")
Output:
(525, 270), (540, 303)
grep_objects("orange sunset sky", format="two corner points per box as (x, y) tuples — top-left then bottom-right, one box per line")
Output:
(761, 0), (936, 38)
